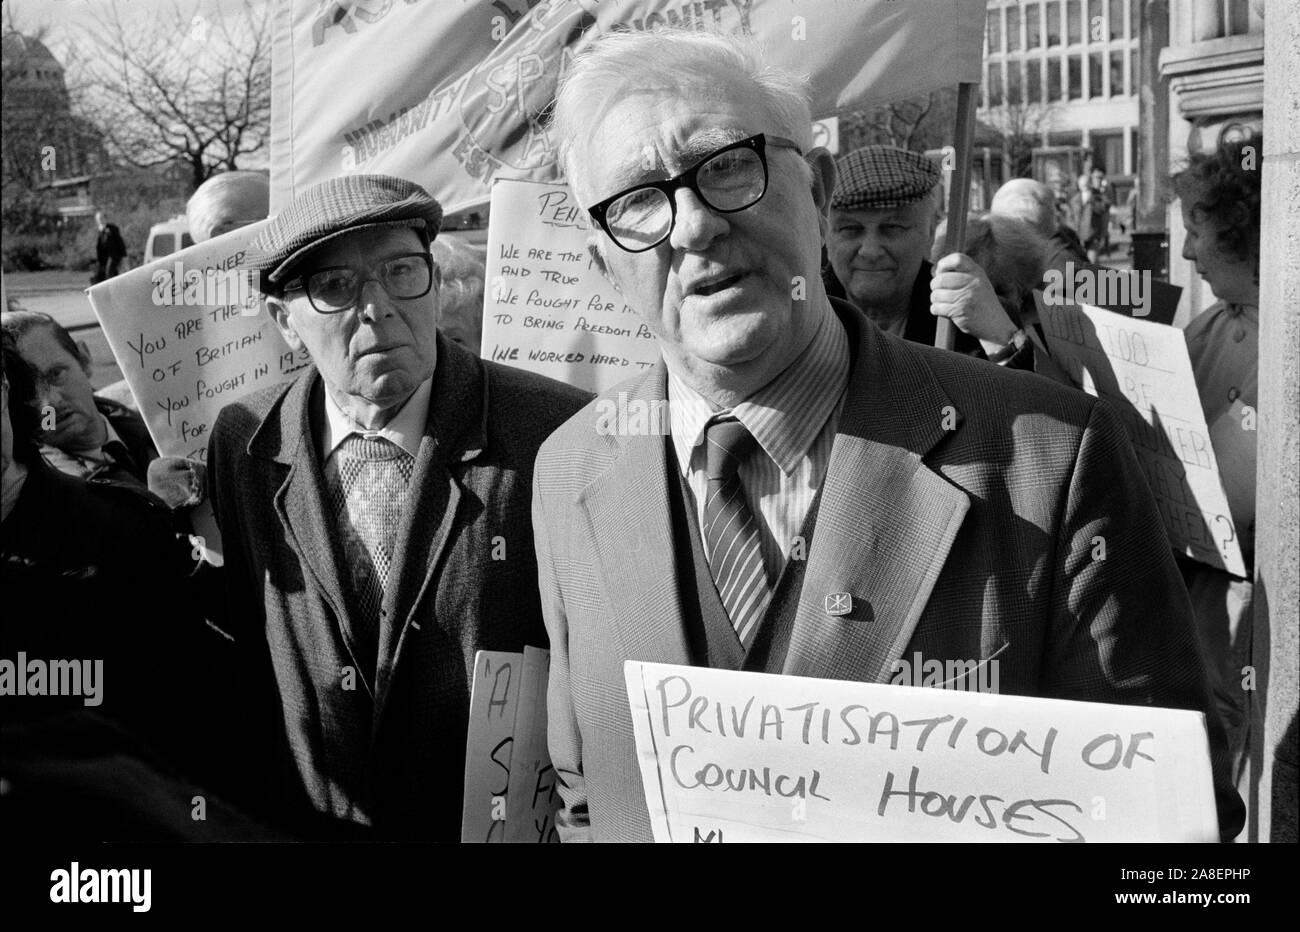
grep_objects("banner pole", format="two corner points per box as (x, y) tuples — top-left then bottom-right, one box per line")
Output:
(936, 81), (979, 351)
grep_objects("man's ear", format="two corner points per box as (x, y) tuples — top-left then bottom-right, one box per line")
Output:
(265, 296), (304, 351)
(807, 146), (837, 238)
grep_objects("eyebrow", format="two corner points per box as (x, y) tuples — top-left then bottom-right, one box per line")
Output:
(605, 128), (751, 192)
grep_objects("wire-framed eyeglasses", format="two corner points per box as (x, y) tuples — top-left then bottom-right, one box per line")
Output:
(586, 133), (803, 253)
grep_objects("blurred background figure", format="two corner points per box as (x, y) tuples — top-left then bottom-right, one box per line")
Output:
(1, 309), (156, 491)
(186, 170), (271, 243)
(93, 211), (127, 283)
(1068, 171), (1112, 264)
(931, 212), (1047, 369)
(989, 178), (1089, 280)
(430, 236), (486, 357)
(1170, 130), (1262, 781)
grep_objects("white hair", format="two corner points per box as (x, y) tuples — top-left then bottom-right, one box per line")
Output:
(551, 28), (814, 202)
(187, 171), (270, 242)
(989, 178), (1058, 237)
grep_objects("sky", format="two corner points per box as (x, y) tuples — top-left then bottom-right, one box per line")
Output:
(5, 0), (270, 62)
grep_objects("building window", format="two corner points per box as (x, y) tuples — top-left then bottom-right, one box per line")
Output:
(1046, 1), (1062, 46)
(1067, 0), (1082, 44)
(1008, 60), (1023, 105)
(1129, 47), (1138, 94)
(1026, 2), (1042, 48)
(989, 63), (1004, 106)
(1110, 0), (1125, 39)
(1089, 52), (1104, 98)
(987, 7), (1002, 54)
(1007, 5), (1021, 52)
(1093, 132), (1123, 175)
(1109, 50), (1125, 97)
(1027, 58), (1043, 104)
(1088, 0), (1104, 42)
(1048, 56), (1063, 100)
(1068, 55), (1082, 99)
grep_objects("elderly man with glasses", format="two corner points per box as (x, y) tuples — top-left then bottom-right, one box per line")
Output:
(531, 28), (1242, 842)
(206, 174), (588, 840)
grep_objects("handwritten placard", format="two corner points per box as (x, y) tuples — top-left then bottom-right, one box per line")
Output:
(461, 650), (522, 843)
(481, 178), (661, 392)
(1037, 298), (1245, 576)
(503, 646), (562, 843)
(86, 221), (308, 464)
(625, 661), (1219, 843)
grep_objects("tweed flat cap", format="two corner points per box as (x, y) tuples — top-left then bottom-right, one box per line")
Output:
(831, 145), (941, 211)
(245, 174), (443, 287)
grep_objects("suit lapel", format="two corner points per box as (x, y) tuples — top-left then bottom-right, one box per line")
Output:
(373, 337), (485, 724)
(255, 371), (376, 698)
(783, 305), (970, 683)
(578, 366), (691, 667)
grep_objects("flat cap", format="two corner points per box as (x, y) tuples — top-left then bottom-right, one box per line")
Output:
(245, 174), (443, 287)
(831, 145), (941, 211)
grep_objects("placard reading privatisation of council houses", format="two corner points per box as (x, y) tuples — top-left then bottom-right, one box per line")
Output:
(481, 178), (662, 393)
(625, 662), (1220, 842)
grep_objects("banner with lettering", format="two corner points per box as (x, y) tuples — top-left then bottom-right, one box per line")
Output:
(1036, 298), (1246, 577)
(625, 661), (1220, 842)
(482, 178), (661, 391)
(269, 0), (988, 212)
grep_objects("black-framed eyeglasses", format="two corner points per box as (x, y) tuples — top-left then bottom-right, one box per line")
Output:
(587, 133), (803, 253)
(283, 251), (435, 314)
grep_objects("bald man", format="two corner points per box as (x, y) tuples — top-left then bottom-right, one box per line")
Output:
(991, 178), (1089, 279)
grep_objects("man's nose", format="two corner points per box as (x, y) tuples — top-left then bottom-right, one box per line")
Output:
(854, 230), (887, 261)
(355, 278), (397, 322)
(1181, 236), (1197, 262)
(668, 187), (728, 251)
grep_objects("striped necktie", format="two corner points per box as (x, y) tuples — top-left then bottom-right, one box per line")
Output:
(701, 416), (771, 647)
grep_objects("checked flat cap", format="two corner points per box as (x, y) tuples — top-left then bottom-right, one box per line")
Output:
(245, 174), (443, 287)
(831, 145), (941, 211)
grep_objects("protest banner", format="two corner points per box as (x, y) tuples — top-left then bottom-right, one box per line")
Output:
(86, 222), (308, 560)
(625, 661), (1220, 843)
(482, 178), (661, 391)
(461, 650), (524, 843)
(1037, 299), (1246, 577)
(503, 646), (562, 843)
(269, 0), (987, 212)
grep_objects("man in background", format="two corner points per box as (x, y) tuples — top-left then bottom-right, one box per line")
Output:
(94, 211), (127, 282)
(1, 310), (156, 490)
(187, 171), (271, 243)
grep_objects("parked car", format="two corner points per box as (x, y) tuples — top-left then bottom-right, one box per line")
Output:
(143, 216), (193, 265)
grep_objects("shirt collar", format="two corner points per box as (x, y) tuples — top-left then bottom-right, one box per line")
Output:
(668, 303), (850, 477)
(321, 376), (432, 461)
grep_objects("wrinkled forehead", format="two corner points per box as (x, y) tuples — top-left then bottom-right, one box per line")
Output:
(570, 76), (772, 202)
(17, 325), (78, 369)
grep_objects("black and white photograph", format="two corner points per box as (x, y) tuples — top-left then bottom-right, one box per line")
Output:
(0, 0), (1293, 914)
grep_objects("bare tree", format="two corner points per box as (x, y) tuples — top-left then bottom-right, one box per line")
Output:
(983, 98), (1059, 179)
(75, 0), (271, 191)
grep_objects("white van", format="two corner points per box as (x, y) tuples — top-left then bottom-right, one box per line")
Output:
(143, 216), (193, 264)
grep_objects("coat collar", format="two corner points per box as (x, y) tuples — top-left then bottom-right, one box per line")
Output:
(243, 334), (488, 709)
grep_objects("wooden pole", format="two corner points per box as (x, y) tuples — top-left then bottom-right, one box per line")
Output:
(936, 81), (979, 351)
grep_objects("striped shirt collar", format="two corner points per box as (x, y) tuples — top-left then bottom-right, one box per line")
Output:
(320, 376), (432, 461)
(667, 304), (850, 477)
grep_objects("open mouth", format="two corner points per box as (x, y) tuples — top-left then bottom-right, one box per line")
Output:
(693, 272), (746, 297)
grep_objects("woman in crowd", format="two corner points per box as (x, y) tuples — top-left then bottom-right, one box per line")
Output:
(1170, 128), (1262, 783)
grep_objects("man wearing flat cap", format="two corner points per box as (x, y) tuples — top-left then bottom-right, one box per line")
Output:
(207, 174), (589, 840)
(826, 145), (1031, 367)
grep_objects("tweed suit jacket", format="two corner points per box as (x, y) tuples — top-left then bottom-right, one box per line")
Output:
(208, 334), (589, 840)
(532, 299), (1244, 843)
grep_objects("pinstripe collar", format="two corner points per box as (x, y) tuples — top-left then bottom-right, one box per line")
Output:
(667, 305), (850, 477)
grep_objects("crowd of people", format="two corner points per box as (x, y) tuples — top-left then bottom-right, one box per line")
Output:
(1, 26), (1264, 843)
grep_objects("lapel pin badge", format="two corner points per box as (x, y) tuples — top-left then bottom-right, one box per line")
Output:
(825, 592), (852, 616)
